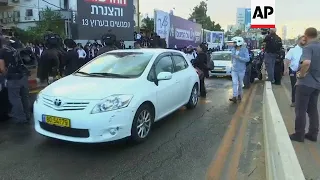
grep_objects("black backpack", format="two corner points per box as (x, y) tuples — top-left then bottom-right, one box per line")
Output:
(4, 46), (30, 75)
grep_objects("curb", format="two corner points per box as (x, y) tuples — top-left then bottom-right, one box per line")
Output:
(263, 81), (305, 180)
(28, 79), (46, 94)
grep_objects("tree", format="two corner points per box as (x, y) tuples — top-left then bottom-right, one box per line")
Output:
(188, 1), (222, 31)
(234, 29), (243, 36)
(141, 16), (154, 32)
(224, 31), (232, 37)
(24, 7), (65, 42)
(224, 31), (232, 41)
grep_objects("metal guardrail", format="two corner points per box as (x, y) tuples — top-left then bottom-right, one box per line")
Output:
(263, 81), (305, 180)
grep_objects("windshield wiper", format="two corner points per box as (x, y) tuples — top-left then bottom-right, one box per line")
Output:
(75, 71), (105, 77)
(89, 73), (131, 78)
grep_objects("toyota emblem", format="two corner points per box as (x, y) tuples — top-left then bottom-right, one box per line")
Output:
(54, 99), (62, 107)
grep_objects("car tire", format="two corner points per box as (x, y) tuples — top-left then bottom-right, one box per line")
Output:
(131, 104), (154, 143)
(186, 84), (199, 109)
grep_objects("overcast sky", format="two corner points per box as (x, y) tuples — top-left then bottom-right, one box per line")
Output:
(139, 0), (320, 38)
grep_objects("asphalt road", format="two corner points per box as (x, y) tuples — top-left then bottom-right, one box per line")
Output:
(0, 78), (265, 180)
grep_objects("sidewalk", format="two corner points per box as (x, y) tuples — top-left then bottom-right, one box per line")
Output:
(273, 77), (320, 180)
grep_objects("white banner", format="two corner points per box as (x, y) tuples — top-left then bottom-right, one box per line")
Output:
(154, 10), (170, 48)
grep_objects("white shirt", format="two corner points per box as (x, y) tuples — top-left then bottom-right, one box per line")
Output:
(185, 52), (197, 62)
(77, 49), (87, 58)
(39, 48), (43, 56)
(285, 45), (302, 71)
(136, 33), (141, 40)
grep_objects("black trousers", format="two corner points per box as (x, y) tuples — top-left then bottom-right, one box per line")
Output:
(274, 61), (283, 84)
(200, 77), (206, 96)
(0, 87), (11, 121)
(295, 85), (320, 137)
(289, 68), (297, 103)
(243, 64), (252, 87)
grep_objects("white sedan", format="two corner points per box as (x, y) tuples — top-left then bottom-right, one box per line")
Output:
(34, 49), (200, 143)
(209, 51), (232, 77)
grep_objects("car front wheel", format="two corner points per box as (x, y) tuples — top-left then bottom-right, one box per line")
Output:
(131, 104), (154, 143)
(186, 84), (199, 109)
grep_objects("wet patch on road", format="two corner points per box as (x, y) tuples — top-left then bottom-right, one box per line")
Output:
(0, 78), (241, 180)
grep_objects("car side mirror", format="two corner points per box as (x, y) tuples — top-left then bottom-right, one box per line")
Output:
(157, 72), (172, 81)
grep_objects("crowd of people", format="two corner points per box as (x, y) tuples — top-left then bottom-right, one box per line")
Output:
(1, 26), (320, 144)
(282, 27), (320, 143)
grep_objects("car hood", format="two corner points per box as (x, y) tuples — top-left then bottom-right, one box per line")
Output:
(41, 75), (139, 100)
(214, 60), (232, 67)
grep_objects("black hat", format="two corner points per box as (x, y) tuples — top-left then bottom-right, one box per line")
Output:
(64, 38), (76, 48)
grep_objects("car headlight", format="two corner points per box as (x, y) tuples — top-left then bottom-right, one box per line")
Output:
(91, 94), (133, 114)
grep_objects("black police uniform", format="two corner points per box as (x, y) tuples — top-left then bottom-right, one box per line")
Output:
(0, 47), (11, 121)
(243, 50), (254, 88)
(0, 44), (30, 123)
(274, 48), (285, 85)
(97, 33), (118, 55)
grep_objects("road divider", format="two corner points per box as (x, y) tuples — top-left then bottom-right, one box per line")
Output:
(263, 81), (304, 180)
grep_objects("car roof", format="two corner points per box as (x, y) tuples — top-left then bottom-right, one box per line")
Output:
(109, 48), (184, 54)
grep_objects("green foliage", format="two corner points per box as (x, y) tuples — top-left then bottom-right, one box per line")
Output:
(13, 7), (65, 43)
(188, 1), (222, 31)
(224, 31), (232, 41)
(258, 38), (264, 48)
(10, 27), (29, 43)
(234, 29), (243, 36)
(141, 16), (154, 32)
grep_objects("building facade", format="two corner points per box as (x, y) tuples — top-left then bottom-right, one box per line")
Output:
(0, 0), (71, 29)
(0, 0), (140, 35)
(282, 25), (287, 41)
(236, 8), (251, 32)
(236, 8), (245, 29)
(227, 24), (239, 33)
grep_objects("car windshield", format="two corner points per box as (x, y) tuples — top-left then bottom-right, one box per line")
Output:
(211, 53), (232, 61)
(75, 52), (154, 78)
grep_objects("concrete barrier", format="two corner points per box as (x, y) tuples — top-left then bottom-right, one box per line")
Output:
(263, 81), (305, 180)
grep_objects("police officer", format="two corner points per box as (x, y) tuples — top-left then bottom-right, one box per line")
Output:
(263, 28), (283, 83)
(0, 37), (30, 123)
(0, 33), (12, 121)
(243, 47), (254, 88)
(97, 30), (118, 55)
(274, 47), (285, 85)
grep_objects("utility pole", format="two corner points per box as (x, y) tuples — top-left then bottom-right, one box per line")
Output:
(137, 0), (140, 33)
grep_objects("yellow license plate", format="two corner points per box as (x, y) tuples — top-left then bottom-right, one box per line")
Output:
(44, 115), (71, 127)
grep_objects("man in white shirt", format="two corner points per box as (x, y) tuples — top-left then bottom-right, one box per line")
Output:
(185, 45), (197, 62)
(284, 36), (307, 107)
